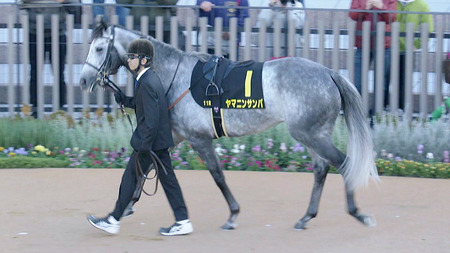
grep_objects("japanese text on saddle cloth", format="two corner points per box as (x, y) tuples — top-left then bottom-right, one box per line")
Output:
(190, 56), (265, 138)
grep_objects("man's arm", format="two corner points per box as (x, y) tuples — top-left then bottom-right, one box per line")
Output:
(139, 79), (160, 153)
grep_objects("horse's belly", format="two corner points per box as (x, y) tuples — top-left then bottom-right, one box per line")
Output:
(221, 109), (283, 137)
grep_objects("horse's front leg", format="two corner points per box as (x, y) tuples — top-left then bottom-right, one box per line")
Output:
(189, 138), (240, 230)
(345, 185), (377, 227)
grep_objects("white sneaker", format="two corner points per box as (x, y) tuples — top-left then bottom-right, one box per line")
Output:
(159, 219), (193, 236)
(87, 215), (120, 234)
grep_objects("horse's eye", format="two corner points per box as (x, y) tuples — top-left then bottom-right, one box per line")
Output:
(96, 47), (103, 52)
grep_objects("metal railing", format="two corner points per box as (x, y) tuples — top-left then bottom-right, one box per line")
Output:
(0, 3), (449, 120)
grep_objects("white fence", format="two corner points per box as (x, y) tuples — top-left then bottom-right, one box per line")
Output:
(0, 3), (449, 120)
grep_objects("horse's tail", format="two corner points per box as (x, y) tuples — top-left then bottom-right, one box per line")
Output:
(330, 71), (379, 190)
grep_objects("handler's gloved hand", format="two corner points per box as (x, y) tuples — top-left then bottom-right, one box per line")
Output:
(114, 92), (125, 105)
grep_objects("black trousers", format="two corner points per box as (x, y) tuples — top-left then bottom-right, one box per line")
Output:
(29, 33), (67, 108)
(110, 149), (188, 222)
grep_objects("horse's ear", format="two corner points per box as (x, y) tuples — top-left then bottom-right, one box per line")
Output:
(94, 15), (108, 29)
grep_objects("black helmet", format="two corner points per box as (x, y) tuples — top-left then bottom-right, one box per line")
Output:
(127, 39), (154, 59)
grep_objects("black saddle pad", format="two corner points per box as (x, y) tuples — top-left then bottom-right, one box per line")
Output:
(190, 57), (265, 109)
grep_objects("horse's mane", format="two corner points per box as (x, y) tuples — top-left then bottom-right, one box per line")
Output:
(91, 21), (108, 40)
(187, 51), (210, 62)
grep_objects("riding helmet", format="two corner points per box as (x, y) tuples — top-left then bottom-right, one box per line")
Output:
(127, 39), (154, 59)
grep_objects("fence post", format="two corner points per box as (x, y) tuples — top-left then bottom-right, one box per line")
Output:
(375, 21), (386, 114)
(214, 17), (223, 56)
(82, 13), (90, 113)
(317, 19), (325, 65)
(288, 18), (295, 57)
(273, 18), (281, 58)
(171, 16), (179, 49)
(36, 14), (44, 118)
(199, 17), (207, 54)
(434, 22), (443, 109)
(390, 22), (400, 114)
(361, 21), (370, 115)
(229, 17), (237, 61)
(7, 14), (15, 117)
(66, 14), (74, 116)
(126, 15), (134, 97)
(21, 14), (30, 106)
(156, 16), (163, 42)
(347, 20), (355, 84)
(185, 16), (193, 52)
(419, 22), (429, 119)
(258, 20), (266, 62)
(332, 20), (339, 72)
(51, 14), (60, 112)
(302, 18), (309, 60)
(140, 16), (149, 36)
(404, 22), (414, 120)
(243, 18), (251, 61)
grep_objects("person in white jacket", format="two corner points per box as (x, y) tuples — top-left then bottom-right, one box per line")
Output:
(256, 0), (305, 60)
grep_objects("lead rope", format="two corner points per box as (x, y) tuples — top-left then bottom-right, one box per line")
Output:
(135, 151), (168, 196)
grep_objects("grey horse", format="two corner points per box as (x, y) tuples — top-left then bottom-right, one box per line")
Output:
(79, 23), (378, 230)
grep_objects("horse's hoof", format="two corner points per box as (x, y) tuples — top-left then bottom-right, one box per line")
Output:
(221, 222), (237, 230)
(363, 216), (377, 227)
(293, 221), (307, 230)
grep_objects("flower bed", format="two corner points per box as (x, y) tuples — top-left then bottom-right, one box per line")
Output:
(1, 143), (448, 179)
(0, 112), (448, 178)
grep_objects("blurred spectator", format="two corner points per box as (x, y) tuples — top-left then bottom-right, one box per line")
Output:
(197, 0), (249, 58)
(349, 0), (397, 108)
(256, 0), (305, 60)
(93, 0), (129, 26)
(396, 0), (434, 110)
(20, 0), (80, 117)
(176, 0), (198, 50)
(117, 0), (178, 43)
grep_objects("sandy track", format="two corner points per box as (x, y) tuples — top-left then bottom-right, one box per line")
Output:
(0, 169), (448, 253)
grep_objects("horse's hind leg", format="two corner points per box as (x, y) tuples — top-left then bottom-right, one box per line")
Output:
(189, 138), (240, 230)
(294, 134), (376, 228)
(345, 184), (377, 226)
(294, 151), (329, 230)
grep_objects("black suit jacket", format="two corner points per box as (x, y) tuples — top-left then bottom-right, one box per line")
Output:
(122, 69), (174, 152)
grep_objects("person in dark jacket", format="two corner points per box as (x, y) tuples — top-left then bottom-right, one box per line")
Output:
(87, 39), (193, 236)
(21, 0), (79, 117)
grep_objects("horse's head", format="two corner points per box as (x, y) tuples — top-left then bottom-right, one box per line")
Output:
(79, 22), (128, 93)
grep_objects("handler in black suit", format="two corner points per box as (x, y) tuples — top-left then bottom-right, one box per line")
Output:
(87, 39), (193, 236)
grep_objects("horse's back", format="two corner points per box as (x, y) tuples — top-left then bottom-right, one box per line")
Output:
(261, 57), (342, 117)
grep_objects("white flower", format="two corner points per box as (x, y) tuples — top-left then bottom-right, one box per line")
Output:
(215, 146), (224, 156)
(387, 153), (394, 159)
(426, 153), (434, 159)
(239, 144), (246, 151)
(231, 144), (240, 153)
(280, 143), (287, 152)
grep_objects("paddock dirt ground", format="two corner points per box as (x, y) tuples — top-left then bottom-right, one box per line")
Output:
(0, 169), (448, 253)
